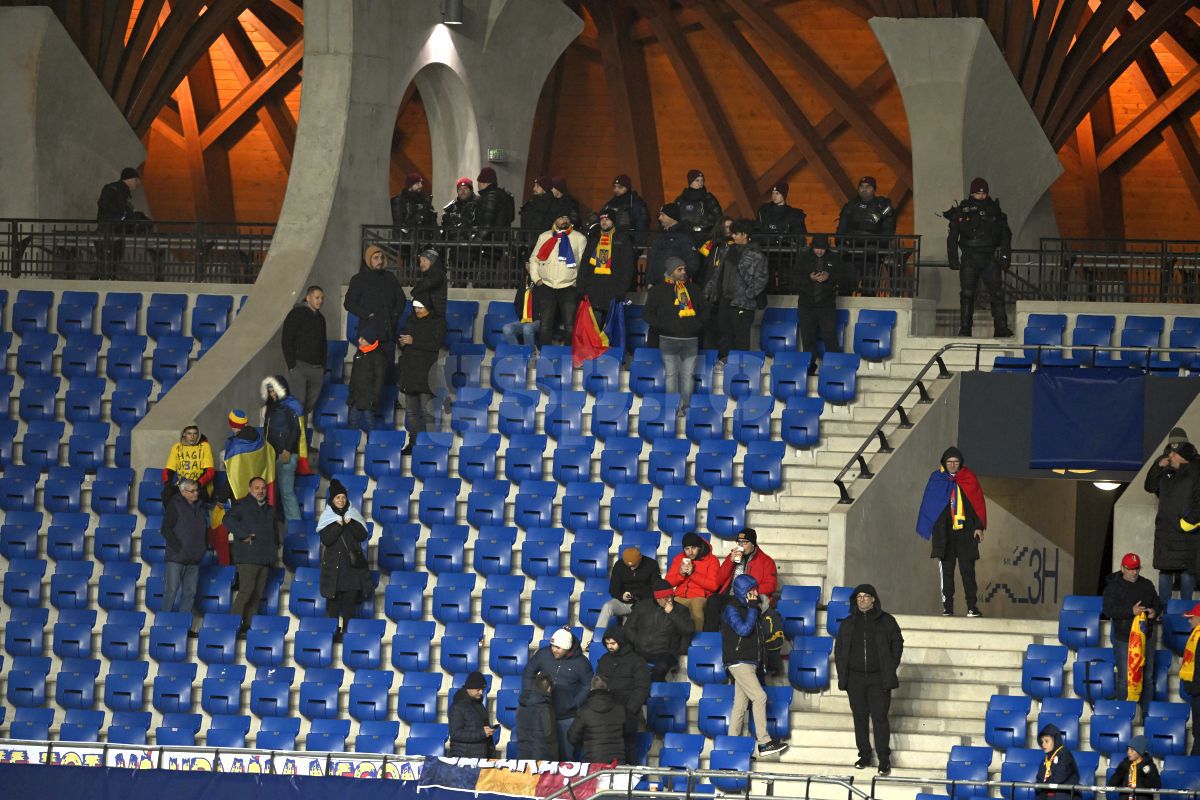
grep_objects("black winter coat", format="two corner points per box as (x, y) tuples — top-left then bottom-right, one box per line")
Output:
(1107, 754), (1161, 799)
(756, 202), (807, 236)
(317, 512), (371, 599)
(97, 180), (134, 223)
(837, 196), (896, 238)
(391, 189), (436, 233)
(263, 398), (300, 454)
(281, 305), (327, 369)
(599, 191), (650, 233)
(674, 187), (723, 246)
(477, 185), (516, 229)
(522, 643), (593, 719)
(578, 230), (636, 312)
(1035, 724), (1079, 798)
(410, 263), (448, 318)
(834, 590), (904, 690)
(1102, 573), (1163, 642)
(348, 345), (386, 412)
(796, 248), (848, 307)
(1146, 461), (1200, 571)
(647, 224), (699, 280)
(398, 314), (446, 395)
(567, 690), (627, 764)
(520, 194), (556, 234)
(515, 688), (560, 761)
(442, 195), (479, 231)
(929, 493), (984, 562)
(624, 599), (695, 656)
(161, 486), (209, 565)
(446, 688), (495, 758)
(607, 558), (660, 603)
(547, 193), (581, 228)
(594, 628), (650, 720)
(226, 496), (278, 566)
(642, 276), (707, 340)
(345, 265), (407, 341)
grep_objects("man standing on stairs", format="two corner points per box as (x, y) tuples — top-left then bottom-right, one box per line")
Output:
(945, 177), (1013, 338)
(1102, 552), (1161, 712)
(917, 446), (988, 618)
(721, 574), (789, 759)
(834, 583), (903, 776)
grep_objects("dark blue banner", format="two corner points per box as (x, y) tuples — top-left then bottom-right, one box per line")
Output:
(1030, 368), (1145, 470)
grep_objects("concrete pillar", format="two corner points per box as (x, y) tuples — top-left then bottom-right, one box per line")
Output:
(0, 7), (145, 219)
(133, 0), (580, 477)
(869, 18), (1061, 262)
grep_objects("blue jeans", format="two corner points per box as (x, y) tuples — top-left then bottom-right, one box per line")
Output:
(277, 455), (300, 520)
(1159, 569), (1195, 606)
(350, 407), (374, 434)
(502, 320), (539, 346)
(162, 562), (199, 614)
(661, 336), (698, 410)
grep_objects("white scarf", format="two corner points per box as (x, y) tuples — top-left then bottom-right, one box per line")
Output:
(317, 501), (367, 533)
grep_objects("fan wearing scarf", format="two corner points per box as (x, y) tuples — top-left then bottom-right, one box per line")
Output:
(318, 479), (372, 640)
(1181, 603), (1200, 754)
(578, 212), (635, 328)
(916, 446), (988, 617)
(529, 213), (587, 347)
(643, 256), (709, 414)
(1106, 735), (1161, 800)
(1035, 724), (1079, 799)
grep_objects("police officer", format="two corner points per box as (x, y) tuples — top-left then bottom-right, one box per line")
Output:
(674, 169), (723, 248)
(836, 176), (895, 296)
(756, 183), (808, 292)
(946, 178), (1013, 337)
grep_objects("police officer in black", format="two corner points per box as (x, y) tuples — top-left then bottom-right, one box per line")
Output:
(756, 182), (808, 292)
(946, 177), (1013, 338)
(836, 176), (895, 296)
(674, 169), (723, 249)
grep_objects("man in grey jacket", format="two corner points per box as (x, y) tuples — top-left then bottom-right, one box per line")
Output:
(226, 477), (279, 635)
(161, 478), (208, 616)
(708, 218), (768, 360)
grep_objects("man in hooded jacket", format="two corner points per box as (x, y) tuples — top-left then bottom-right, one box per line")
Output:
(1035, 723), (1080, 798)
(1106, 734), (1160, 799)
(917, 446), (988, 617)
(596, 626), (650, 763)
(567, 676), (627, 764)
(260, 375), (307, 521)
(411, 249), (447, 318)
(1146, 429), (1198, 604)
(345, 244), (407, 393)
(721, 574), (789, 758)
(623, 577), (695, 682)
(834, 583), (903, 775)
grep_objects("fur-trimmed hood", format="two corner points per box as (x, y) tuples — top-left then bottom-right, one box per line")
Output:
(260, 375), (290, 403)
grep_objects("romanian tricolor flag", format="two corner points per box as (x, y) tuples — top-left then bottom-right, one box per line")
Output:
(418, 757), (609, 799)
(572, 296), (608, 367)
(1127, 611), (1146, 702)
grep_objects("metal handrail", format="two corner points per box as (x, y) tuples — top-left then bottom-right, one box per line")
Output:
(831, 342), (1200, 504)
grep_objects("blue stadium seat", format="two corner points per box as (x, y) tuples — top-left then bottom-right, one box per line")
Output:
(375, 524), (418, 574)
(723, 351), (765, 399)
(108, 710), (153, 745)
(43, 465), (85, 515)
(317, 428), (361, 478)
(465, 478), (508, 528)
(759, 685), (793, 739)
(55, 657), (102, 709)
(1071, 646), (1116, 702)
(483, 301), (517, 350)
(817, 353), (861, 404)
(106, 334), (148, 382)
(489, 625), (534, 677)
(7, 655), (52, 707)
(0, 466), (41, 512)
(388, 620), (434, 674)
(456, 431), (500, 482)
(1169, 322), (1200, 371)
(155, 712), (203, 746)
(1059, 595), (1103, 649)
(418, 477), (461, 527)
(634, 392), (678, 441)
(648, 437), (690, 487)
(626, 312), (649, 353)
(1, 516), (41, 560)
(67, 421), (109, 472)
(445, 343), (485, 390)
(769, 351), (812, 402)
(1089, 699), (1134, 756)
(450, 388), (493, 436)
(196, 564), (235, 614)
(18, 375), (60, 422)
(306, 718), (352, 752)
(241, 615), (289, 668)
(146, 293), (187, 340)
(10, 707), (55, 740)
(12, 290), (54, 335)
(686, 393), (729, 442)
(92, 466), (134, 514)
(551, 435), (593, 485)
(426, 534), (467, 575)
(198, 613), (243, 665)
(149, 611), (194, 663)
(788, 635), (833, 692)
(283, 524), (320, 570)
(1161, 755), (1200, 791)
(48, 560), (96, 611)
(687, 632), (725, 684)
(206, 714), (251, 747)
(201, 664), (247, 716)
(759, 307), (799, 355)
(7, 558), (49, 607)
(561, 481), (604, 531)
(530, 576), (575, 628)
(46, 512), (89, 560)
(611, 484), (653, 532)
(153, 662), (198, 713)
(440, 622), (485, 674)
(491, 344), (533, 392)
(630, 348), (666, 396)
(599, 436), (642, 485)
(481, 574), (525, 627)
(502, 432), (545, 484)
(100, 293), (142, 338)
(474, 534), (516, 576)
(1146, 700), (1191, 757)
(659, 485), (701, 535)
(363, 429), (407, 480)
(660, 732), (706, 773)
(255, 715), (301, 749)
(495, 388), (538, 438)
(0, 419), (17, 463)
(371, 476), (415, 526)
(294, 618), (338, 669)
(691, 350), (720, 396)
(411, 432), (454, 481)
(709, 735), (755, 792)
(289, 568), (326, 618)
(247, 666), (296, 720)
(406, 735), (447, 757)
(743, 440), (786, 493)
(101, 609), (146, 661)
(384, 572), (428, 621)
(695, 439), (736, 489)
(1021, 644), (1067, 700)
(192, 294), (232, 347)
(62, 334), (103, 380)
(53, 609), (96, 659)
(545, 390), (586, 440)
(432, 573), (476, 624)
(514, 480), (557, 529)
(999, 747), (1042, 800)
(647, 681), (691, 735)
(708, 486), (751, 538)
(56, 291), (99, 337)
(1071, 314), (1116, 361)
(826, 586), (854, 636)
(111, 378), (153, 430)
(312, 384), (351, 431)
(1037, 697), (1083, 749)
(853, 309), (898, 361)
(4, 607), (48, 657)
(984, 694), (1031, 750)
(445, 300), (479, 346)
(777, 586), (822, 638)
(22, 420), (65, 470)
(535, 346), (574, 394)
(582, 352), (622, 396)
(347, 669), (394, 723)
(60, 708), (105, 743)
(151, 335), (192, 384)
(522, 528), (565, 577)
(299, 667), (344, 720)
(697, 684), (735, 738)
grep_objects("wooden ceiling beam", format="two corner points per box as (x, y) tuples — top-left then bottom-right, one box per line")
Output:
(691, 0), (851, 204)
(646, 1), (757, 216)
(219, 21), (297, 170)
(1048, 0), (1196, 147)
(83, 0), (104, 70)
(97, 0), (134, 92)
(727, 0), (912, 181)
(186, 51), (236, 220)
(1005, 1), (1033, 75)
(1018, 0), (1063, 101)
(267, 0), (303, 22)
(246, 0), (303, 50)
(1037, 0), (1133, 125)
(985, 1), (1006, 45)
(585, 0), (664, 214)
(1131, 45), (1200, 209)
(112, 0), (165, 109)
(1090, 92), (1126, 238)
(198, 39), (303, 149)
(1096, 64), (1200, 170)
(123, 0), (206, 122)
(1031, 0), (1093, 121)
(176, 73), (212, 219)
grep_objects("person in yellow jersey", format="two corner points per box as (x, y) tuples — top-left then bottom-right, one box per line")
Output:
(162, 424), (215, 499)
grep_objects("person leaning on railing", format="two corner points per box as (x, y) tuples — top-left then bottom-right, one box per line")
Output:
(835, 176), (894, 297)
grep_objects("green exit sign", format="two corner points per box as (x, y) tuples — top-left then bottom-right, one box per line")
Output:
(487, 148), (508, 163)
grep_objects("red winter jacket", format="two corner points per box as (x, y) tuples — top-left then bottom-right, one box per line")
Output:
(666, 538), (722, 599)
(714, 546), (779, 599)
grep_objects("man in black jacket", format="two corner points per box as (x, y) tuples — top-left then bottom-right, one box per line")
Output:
(280, 285), (327, 416)
(599, 175), (650, 236)
(161, 479), (208, 616)
(643, 256), (708, 413)
(227, 478), (278, 635)
(578, 213), (635, 327)
(442, 177), (479, 232)
(1035, 723), (1080, 798)
(648, 203), (699, 283)
(567, 676), (627, 764)
(447, 671), (496, 758)
(1146, 431), (1198, 604)
(520, 177), (556, 235)
(411, 249), (448, 318)
(594, 546), (660, 636)
(475, 168), (515, 230)
(596, 627), (650, 764)
(345, 244), (406, 397)
(623, 577), (695, 681)
(756, 183), (808, 292)
(347, 323), (385, 433)
(260, 375), (302, 522)
(796, 235), (847, 373)
(390, 173), (436, 236)
(398, 300), (447, 455)
(711, 220), (769, 359)
(834, 583), (904, 775)
(836, 176), (895, 297)
(516, 673), (560, 761)
(722, 574), (789, 759)
(674, 170), (723, 248)
(946, 177), (1013, 337)
(96, 167), (146, 277)
(1103, 552), (1162, 711)
(546, 176), (581, 228)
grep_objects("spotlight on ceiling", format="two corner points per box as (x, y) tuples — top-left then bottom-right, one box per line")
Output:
(1093, 481), (1122, 491)
(442, 0), (463, 25)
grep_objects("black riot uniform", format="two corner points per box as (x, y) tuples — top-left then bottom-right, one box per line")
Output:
(946, 187), (1013, 337)
(836, 189), (895, 297)
(675, 186), (723, 249)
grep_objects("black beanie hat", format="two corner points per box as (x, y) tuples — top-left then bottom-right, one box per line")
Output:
(327, 478), (348, 504)
(464, 671), (487, 690)
(120, 167), (140, 181)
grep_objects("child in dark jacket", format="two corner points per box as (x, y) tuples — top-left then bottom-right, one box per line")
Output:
(348, 322), (385, 433)
(516, 674), (560, 761)
(1106, 734), (1160, 799)
(1035, 723), (1080, 799)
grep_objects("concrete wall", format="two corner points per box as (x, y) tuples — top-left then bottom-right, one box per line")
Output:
(870, 18), (1060, 261)
(0, 7), (145, 220)
(131, 0), (580, 479)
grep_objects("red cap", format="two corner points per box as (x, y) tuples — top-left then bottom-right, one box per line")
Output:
(1184, 602), (1200, 618)
(456, 177), (473, 188)
(1121, 553), (1141, 570)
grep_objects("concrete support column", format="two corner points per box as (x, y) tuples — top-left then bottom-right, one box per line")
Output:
(869, 18), (1061, 262)
(133, 0), (580, 477)
(0, 7), (144, 219)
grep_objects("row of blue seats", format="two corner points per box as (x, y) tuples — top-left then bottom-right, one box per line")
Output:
(998, 313), (1200, 371)
(986, 695), (1192, 757)
(2, 375), (153, 426)
(1022, 646), (1186, 706)
(1058, 595), (1200, 657)
(6, 289), (240, 345)
(2, 422), (126, 472)
(4, 332), (198, 383)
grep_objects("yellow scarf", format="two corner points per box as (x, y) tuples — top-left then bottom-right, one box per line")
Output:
(1182, 626), (1200, 681)
(521, 287), (535, 324)
(591, 232), (613, 275)
(1127, 756), (1141, 789)
(1041, 746), (1063, 781)
(670, 277), (696, 317)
